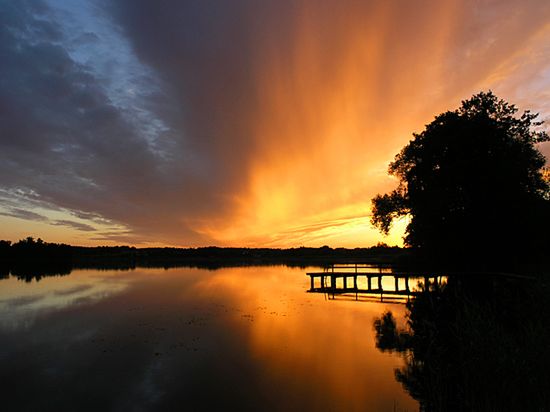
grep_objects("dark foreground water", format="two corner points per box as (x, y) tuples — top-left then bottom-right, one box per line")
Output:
(0, 267), (418, 411)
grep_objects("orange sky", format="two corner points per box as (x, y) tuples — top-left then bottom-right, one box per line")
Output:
(1, 0), (549, 247)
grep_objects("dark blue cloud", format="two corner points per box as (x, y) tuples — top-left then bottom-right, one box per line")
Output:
(0, 0), (209, 244)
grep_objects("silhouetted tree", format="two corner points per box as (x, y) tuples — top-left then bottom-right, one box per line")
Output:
(371, 91), (549, 264)
(0, 240), (10, 279)
(0, 240), (11, 258)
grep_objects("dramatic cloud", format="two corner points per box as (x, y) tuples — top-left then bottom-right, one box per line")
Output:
(52, 220), (96, 232)
(1, 0), (549, 246)
(0, 208), (48, 223)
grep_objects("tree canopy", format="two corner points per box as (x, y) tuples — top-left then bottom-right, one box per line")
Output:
(371, 91), (549, 263)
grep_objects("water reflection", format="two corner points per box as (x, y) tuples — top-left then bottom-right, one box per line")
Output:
(9, 264), (72, 282)
(0, 270), (132, 330)
(0, 266), (417, 411)
(373, 275), (550, 411)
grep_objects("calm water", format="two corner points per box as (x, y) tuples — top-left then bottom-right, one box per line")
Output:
(0, 266), (418, 411)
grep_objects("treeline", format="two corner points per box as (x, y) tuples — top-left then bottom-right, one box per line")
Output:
(0, 237), (406, 281)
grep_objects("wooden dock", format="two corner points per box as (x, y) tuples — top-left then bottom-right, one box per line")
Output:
(307, 264), (445, 303)
(306, 264), (533, 303)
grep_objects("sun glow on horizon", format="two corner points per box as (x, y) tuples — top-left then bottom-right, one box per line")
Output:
(1, 1), (549, 247)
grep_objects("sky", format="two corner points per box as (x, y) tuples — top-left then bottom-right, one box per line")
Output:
(1, 0), (549, 248)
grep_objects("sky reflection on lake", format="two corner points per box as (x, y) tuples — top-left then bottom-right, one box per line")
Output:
(0, 266), (417, 411)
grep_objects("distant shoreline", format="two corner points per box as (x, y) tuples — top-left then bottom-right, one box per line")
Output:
(0, 239), (408, 281)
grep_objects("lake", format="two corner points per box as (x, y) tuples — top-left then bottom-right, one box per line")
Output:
(0, 266), (419, 411)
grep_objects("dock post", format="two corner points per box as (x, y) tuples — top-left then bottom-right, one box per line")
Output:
(395, 276), (399, 292)
(310, 275), (314, 291)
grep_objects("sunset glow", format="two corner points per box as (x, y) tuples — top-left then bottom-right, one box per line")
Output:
(1, 0), (549, 247)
